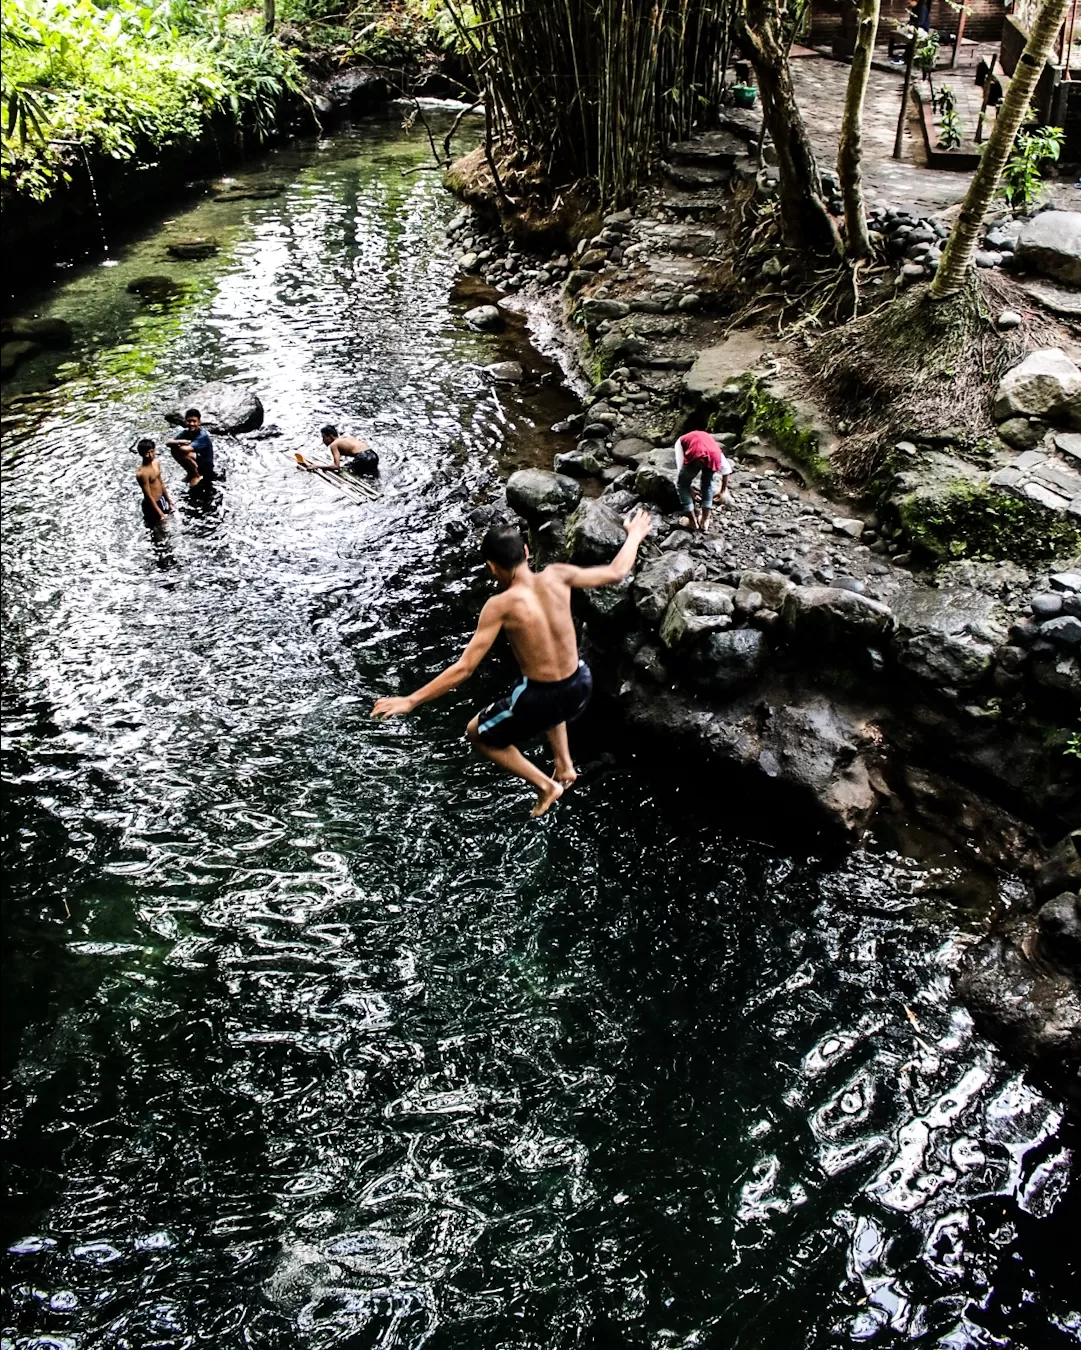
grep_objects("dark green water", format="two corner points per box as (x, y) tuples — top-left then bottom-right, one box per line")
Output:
(2, 114), (1078, 1350)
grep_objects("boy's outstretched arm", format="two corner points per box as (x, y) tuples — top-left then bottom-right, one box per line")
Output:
(372, 598), (504, 719)
(553, 509), (652, 590)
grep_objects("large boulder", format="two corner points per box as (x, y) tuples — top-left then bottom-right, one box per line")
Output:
(1037, 893), (1081, 974)
(565, 498), (626, 564)
(576, 575), (634, 625)
(781, 586), (893, 644)
(683, 332), (766, 403)
(737, 569), (794, 612)
(659, 582), (735, 648)
(506, 469), (582, 521)
(993, 348), (1081, 430)
(891, 579), (1005, 690)
(633, 552), (697, 625)
(483, 360), (523, 383)
(611, 436), (654, 465)
(689, 627), (768, 695)
(634, 447), (681, 511)
(1014, 210), (1081, 287)
(164, 382), (264, 432)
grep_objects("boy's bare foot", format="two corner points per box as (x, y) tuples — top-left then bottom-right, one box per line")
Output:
(531, 779), (564, 817)
(554, 763), (578, 788)
(188, 474), (203, 487)
(679, 515), (698, 531)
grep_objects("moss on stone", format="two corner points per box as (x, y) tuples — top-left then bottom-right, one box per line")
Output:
(740, 376), (832, 483)
(896, 481), (1081, 563)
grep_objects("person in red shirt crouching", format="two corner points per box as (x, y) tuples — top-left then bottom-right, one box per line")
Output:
(674, 429), (734, 533)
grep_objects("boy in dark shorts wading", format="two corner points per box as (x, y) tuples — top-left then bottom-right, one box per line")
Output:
(372, 510), (652, 816)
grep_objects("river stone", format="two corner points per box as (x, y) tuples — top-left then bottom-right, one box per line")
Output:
(1037, 893), (1081, 973)
(611, 436), (653, 465)
(483, 360), (523, 383)
(506, 469), (581, 521)
(577, 575), (634, 624)
(554, 449), (603, 478)
(634, 447), (680, 511)
(993, 348), (1081, 429)
(1031, 649), (1081, 695)
(166, 237), (219, 261)
(565, 498), (626, 564)
(689, 627), (768, 695)
(782, 586), (893, 644)
(164, 382), (264, 433)
(580, 298), (631, 322)
(1040, 615), (1081, 648)
(212, 181), (285, 202)
(565, 269), (594, 296)
(738, 570), (794, 611)
(1031, 592), (1064, 618)
(1, 316), (73, 347)
(1014, 210), (1081, 287)
(1036, 830), (1081, 899)
(463, 304), (503, 331)
(997, 416), (1045, 450)
(127, 275), (186, 301)
(579, 248), (609, 269)
(0, 339), (39, 376)
(633, 552), (697, 625)
(659, 582), (736, 648)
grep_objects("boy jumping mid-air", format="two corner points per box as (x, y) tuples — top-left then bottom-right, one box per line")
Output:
(372, 510), (652, 816)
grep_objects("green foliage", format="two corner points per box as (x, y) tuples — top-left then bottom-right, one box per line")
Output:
(741, 376), (832, 483)
(896, 479), (1081, 563)
(1, 0), (305, 201)
(1066, 725), (1081, 760)
(915, 29), (940, 77)
(278, 0), (463, 62)
(1002, 117), (1064, 212)
(935, 84), (962, 149)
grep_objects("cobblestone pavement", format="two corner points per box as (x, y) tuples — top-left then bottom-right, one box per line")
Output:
(790, 54), (1078, 217)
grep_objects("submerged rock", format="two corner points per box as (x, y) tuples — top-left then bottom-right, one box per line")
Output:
(127, 275), (186, 301)
(164, 382), (264, 433)
(463, 304), (503, 331)
(1, 316), (73, 347)
(483, 360), (523, 383)
(166, 237), (219, 261)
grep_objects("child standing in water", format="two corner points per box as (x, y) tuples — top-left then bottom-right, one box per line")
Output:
(135, 439), (174, 527)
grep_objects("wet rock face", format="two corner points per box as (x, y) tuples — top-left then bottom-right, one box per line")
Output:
(565, 498), (626, 564)
(782, 585), (892, 645)
(164, 382), (263, 433)
(633, 552), (698, 625)
(958, 914), (1081, 1098)
(1037, 893), (1081, 974)
(688, 627), (768, 695)
(505, 469), (581, 522)
(659, 582), (735, 648)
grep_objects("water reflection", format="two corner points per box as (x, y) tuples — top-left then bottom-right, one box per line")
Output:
(2, 117), (1077, 1349)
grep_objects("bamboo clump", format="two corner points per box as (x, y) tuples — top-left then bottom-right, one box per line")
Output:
(448, 0), (732, 206)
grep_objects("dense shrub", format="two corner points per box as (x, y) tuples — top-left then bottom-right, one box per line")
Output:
(1, 0), (305, 200)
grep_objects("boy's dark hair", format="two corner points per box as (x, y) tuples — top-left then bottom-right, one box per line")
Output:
(184, 407), (201, 420)
(137, 438), (155, 454)
(321, 424), (338, 439)
(481, 523), (527, 570)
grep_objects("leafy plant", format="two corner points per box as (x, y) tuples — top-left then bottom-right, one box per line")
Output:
(935, 85), (962, 148)
(915, 29), (940, 78)
(1002, 116), (1064, 211)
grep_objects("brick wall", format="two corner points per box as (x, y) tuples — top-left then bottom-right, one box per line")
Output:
(809, 0), (1007, 49)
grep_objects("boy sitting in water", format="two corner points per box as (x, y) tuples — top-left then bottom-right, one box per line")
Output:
(165, 408), (215, 487)
(135, 439), (174, 526)
(318, 425), (379, 477)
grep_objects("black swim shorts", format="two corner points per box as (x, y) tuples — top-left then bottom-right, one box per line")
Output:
(475, 661), (593, 749)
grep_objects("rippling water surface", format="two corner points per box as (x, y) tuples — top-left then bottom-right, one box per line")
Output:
(2, 115), (1078, 1350)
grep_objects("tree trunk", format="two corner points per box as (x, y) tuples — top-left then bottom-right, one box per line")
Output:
(930, 0), (1070, 298)
(893, 32), (916, 159)
(263, 0), (275, 35)
(838, 0), (880, 258)
(741, 26), (842, 255)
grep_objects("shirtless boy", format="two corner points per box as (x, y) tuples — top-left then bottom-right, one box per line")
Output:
(319, 425), (379, 476)
(135, 439), (174, 526)
(372, 510), (652, 816)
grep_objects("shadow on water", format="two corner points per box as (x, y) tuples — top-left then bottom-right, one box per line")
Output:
(2, 115), (1079, 1349)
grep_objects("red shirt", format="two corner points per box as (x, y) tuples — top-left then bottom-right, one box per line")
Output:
(679, 430), (723, 472)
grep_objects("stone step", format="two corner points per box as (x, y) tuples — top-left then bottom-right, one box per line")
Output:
(667, 131), (748, 167)
(718, 107), (763, 144)
(661, 161), (732, 191)
(662, 190), (731, 217)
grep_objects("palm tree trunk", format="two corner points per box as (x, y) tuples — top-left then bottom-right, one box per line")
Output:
(838, 0), (880, 259)
(930, 0), (1070, 298)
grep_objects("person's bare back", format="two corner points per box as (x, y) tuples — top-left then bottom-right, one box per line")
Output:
(372, 511), (651, 816)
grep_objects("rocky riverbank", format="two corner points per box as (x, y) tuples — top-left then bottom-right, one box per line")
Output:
(443, 154), (1081, 1104)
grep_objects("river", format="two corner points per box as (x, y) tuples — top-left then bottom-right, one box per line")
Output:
(1, 111), (1077, 1350)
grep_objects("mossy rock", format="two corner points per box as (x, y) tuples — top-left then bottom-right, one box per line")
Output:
(895, 477), (1081, 563)
(739, 375), (834, 483)
(166, 238), (219, 261)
